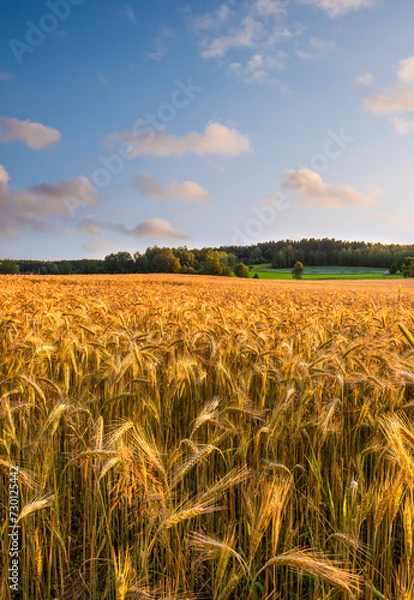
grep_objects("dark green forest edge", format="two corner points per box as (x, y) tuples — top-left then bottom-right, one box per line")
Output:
(1, 238), (414, 277)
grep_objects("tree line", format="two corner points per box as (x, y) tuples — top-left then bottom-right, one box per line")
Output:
(1, 238), (414, 276)
(219, 238), (414, 271)
(0, 247), (250, 278)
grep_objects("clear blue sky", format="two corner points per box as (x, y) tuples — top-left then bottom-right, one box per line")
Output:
(0, 0), (413, 259)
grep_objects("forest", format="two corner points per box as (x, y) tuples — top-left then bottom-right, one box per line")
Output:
(1, 238), (414, 275)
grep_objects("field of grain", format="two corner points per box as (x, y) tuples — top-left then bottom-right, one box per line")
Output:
(1, 275), (414, 599)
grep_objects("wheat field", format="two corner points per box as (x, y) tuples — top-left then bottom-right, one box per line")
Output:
(1, 274), (414, 599)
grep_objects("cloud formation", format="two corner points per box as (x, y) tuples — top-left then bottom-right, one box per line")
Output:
(364, 57), (414, 115)
(201, 16), (262, 59)
(283, 168), (382, 208)
(355, 73), (374, 86)
(364, 57), (414, 134)
(253, 0), (287, 17)
(116, 4), (136, 23)
(191, 1), (292, 86)
(230, 51), (287, 86)
(297, 0), (376, 17)
(0, 117), (61, 150)
(80, 215), (188, 241)
(0, 165), (98, 240)
(132, 218), (188, 239)
(295, 36), (336, 61)
(0, 165), (10, 184)
(388, 116), (414, 135)
(374, 212), (406, 226)
(105, 122), (252, 158)
(189, 4), (233, 32)
(133, 174), (209, 203)
(144, 26), (175, 61)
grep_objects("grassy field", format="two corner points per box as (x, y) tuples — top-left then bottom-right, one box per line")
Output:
(1, 275), (414, 599)
(249, 264), (401, 280)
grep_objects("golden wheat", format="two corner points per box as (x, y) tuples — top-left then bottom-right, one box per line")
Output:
(0, 274), (414, 598)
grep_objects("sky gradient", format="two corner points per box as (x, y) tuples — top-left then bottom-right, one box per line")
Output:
(0, 0), (413, 260)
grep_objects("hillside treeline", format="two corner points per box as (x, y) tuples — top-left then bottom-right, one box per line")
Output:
(4, 247), (245, 277)
(1, 238), (414, 275)
(220, 238), (414, 269)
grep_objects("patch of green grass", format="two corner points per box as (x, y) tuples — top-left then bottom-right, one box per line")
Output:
(248, 264), (402, 280)
(249, 271), (292, 280)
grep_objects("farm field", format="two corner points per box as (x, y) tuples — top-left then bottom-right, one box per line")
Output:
(249, 265), (401, 280)
(1, 274), (414, 599)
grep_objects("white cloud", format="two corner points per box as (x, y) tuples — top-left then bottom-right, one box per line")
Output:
(105, 122), (252, 158)
(296, 36), (336, 60)
(80, 215), (188, 241)
(116, 5), (136, 23)
(133, 174), (209, 203)
(191, 1), (291, 87)
(144, 26), (175, 62)
(374, 212), (405, 226)
(198, 0), (288, 59)
(133, 218), (188, 239)
(201, 16), (262, 58)
(283, 168), (383, 208)
(309, 37), (336, 52)
(398, 57), (414, 84)
(0, 165), (98, 240)
(189, 4), (233, 31)
(363, 57), (414, 134)
(235, 51), (288, 86)
(355, 73), (374, 86)
(388, 116), (414, 135)
(265, 28), (293, 45)
(252, 0), (287, 17)
(297, 0), (376, 17)
(247, 52), (286, 71)
(0, 117), (61, 150)
(228, 51), (287, 87)
(364, 57), (414, 116)
(296, 48), (313, 60)
(0, 165), (10, 184)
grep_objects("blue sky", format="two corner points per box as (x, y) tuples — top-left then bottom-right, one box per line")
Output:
(0, 0), (413, 259)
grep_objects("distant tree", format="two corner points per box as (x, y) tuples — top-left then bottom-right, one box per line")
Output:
(134, 251), (148, 273)
(151, 248), (181, 273)
(389, 262), (398, 275)
(58, 261), (72, 275)
(104, 252), (134, 274)
(253, 272), (259, 279)
(0, 259), (19, 274)
(202, 250), (224, 276)
(401, 258), (414, 278)
(292, 261), (304, 280)
(227, 253), (238, 272)
(80, 259), (103, 274)
(250, 246), (262, 263)
(234, 263), (249, 278)
(173, 247), (196, 271)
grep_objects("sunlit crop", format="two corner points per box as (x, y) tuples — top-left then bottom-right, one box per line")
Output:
(1, 274), (414, 599)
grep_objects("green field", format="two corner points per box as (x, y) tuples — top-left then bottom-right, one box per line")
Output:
(248, 264), (401, 280)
